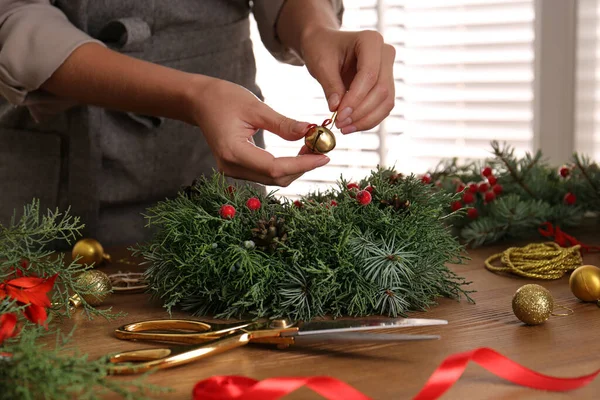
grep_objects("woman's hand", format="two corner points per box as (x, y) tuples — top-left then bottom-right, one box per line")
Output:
(190, 78), (330, 186)
(300, 28), (396, 134)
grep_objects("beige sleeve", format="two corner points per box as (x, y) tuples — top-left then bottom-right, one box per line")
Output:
(0, 1), (104, 106)
(252, 0), (345, 66)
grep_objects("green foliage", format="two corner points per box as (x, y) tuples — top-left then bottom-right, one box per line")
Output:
(0, 328), (166, 400)
(135, 169), (474, 320)
(428, 141), (600, 247)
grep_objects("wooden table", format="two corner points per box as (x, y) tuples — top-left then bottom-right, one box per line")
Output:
(56, 234), (600, 399)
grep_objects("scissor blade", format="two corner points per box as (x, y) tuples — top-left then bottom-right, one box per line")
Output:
(293, 332), (440, 344)
(292, 318), (447, 336)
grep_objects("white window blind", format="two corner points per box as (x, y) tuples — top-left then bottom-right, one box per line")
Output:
(576, 0), (600, 162)
(250, 0), (535, 198)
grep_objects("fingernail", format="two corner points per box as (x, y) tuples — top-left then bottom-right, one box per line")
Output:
(293, 122), (310, 134)
(336, 117), (352, 128)
(316, 156), (330, 167)
(328, 94), (340, 110)
(337, 107), (352, 124)
(341, 125), (357, 134)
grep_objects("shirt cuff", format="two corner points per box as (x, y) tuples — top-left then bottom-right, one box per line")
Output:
(252, 0), (345, 66)
(0, 3), (104, 106)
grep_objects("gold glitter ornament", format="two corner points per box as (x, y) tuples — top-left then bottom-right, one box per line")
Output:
(69, 270), (112, 307)
(569, 265), (600, 302)
(512, 284), (554, 325)
(72, 238), (111, 266)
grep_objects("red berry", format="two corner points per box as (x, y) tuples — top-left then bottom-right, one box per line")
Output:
(435, 180), (443, 188)
(467, 208), (479, 219)
(421, 174), (432, 184)
(219, 204), (236, 219)
(293, 200), (303, 208)
(478, 181), (489, 193)
(484, 191), (496, 203)
(347, 183), (360, 191)
(462, 192), (475, 204)
(564, 192), (576, 205)
(456, 183), (466, 193)
(492, 184), (503, 195)
(246, 197), (261, 211)
(330, 200), (338, 207)
(482, 166), (493, 177)
(451, 201), (463, 211)
(226, 185), (236, 195)
(365, 185), (374, 193)
(487, 175), (497, 185)
(356, 190), (372, 205)
(468, 183), (478, 193)
(559, 166), (570, 178)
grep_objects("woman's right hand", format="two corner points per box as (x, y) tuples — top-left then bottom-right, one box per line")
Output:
(188, 77), (330, 187)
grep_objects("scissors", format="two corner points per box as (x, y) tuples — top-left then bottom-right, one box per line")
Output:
(106, 317), (448, 375)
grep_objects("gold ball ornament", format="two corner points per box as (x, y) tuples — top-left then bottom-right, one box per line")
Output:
(512, 284), (554, 325)
(305, 126), (336, 154)
(69, 270), (112, 307)
(569, 265), (600, 302)
(72, 238), (111, 266)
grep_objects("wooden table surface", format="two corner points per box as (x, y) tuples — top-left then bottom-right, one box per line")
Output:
(54, 233), (600, 400)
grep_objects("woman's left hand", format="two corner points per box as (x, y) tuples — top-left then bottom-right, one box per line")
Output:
(300, 28), (396, 134)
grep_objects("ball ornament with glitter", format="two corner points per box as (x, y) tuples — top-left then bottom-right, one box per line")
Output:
(512, 284), (554, 325)
(69, 270), (113, 307)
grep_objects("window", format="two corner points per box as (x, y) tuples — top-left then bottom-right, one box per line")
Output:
(576, 0), (600, 161)
(250, 0), (536, 198)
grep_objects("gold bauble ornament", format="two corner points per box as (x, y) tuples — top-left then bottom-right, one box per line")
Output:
(512, 284), (554, 325)
(569, 265), (600, 302)
(305, 126), (336, 154)
(69, 270), (112, 307)
(72, 238), (111, 266)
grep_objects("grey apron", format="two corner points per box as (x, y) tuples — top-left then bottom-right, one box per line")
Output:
(0, 0), (264, 247)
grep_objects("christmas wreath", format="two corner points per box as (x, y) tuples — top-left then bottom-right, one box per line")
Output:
(135, 168), (474, 320)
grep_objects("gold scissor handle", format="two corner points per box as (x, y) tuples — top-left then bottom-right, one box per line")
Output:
(107, 331), (251, 375)
(114, 319), (256, 344)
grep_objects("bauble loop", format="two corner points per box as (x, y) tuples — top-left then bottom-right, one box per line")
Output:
(569, 265), (600, 302)
(72, 238), (110, 266)
(512, 284), (554, 325)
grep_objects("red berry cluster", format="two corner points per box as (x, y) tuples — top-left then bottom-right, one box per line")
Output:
(346, 183), (374, 205)
(450, 166), (504, 219)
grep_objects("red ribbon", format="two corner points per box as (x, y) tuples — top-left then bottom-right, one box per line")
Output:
(538, 222), (600, 253)
(192, 347), (599, 400)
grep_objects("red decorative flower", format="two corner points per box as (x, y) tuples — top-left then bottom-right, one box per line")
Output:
(0, 313), (18, 344)
(0, 274), (57, 327)
(219, 205), (236, 219)
(564, 192), (576, 205)
(356, 190), (372, 205)
(481, 166), (493, 177)
(246, 197), (261, 211)
(451, 201), (463, 212)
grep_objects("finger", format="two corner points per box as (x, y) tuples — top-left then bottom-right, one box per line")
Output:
(335, 31), (384, 128)
(307, 57), (347, 112)
(251, 103), (311, 141)
(340, 45), (396, 134)
(224, 141), (330, 186)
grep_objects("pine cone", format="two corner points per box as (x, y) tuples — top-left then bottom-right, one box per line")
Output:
(380, 195), (410, 212)
(182, 178), (203, 199)
(251, 216), (288, 251)
(388, 173), (404, 185)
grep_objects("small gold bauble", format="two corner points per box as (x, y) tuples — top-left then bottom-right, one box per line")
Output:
(569, 265), (600, 302)
(512, 284), (554, 325)
(72, 238), (111, 266)
(305, 126), (336, 154)
(70, 270), (112, 307)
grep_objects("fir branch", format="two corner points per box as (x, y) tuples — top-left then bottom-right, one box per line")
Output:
(491, 141), (537, 199)
(573, 153), (600, 200)
(0, 327), (167, 400)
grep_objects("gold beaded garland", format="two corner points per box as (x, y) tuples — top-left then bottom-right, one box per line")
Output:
(512, 284), (554, 325)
